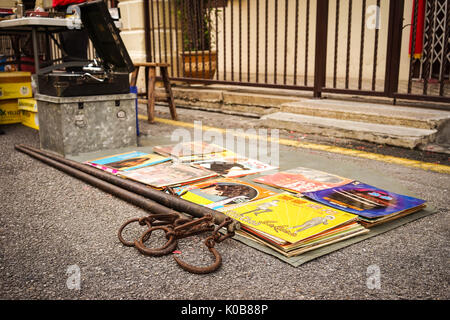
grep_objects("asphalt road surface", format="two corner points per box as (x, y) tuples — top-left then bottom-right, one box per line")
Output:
(0, 110), (449, 304)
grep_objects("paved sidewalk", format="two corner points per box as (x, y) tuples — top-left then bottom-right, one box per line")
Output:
(0, 119), (449, 300)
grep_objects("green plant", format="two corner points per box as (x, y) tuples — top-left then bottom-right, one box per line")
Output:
(176, 0), (222, 52)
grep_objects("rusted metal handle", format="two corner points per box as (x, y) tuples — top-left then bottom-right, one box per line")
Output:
(134, 225), (178, 257)
(173, 246), (222, 275)
(118, 217), (152, 247)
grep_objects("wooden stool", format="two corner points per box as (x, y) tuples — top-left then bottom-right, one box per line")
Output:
(130, 62), (178, 123)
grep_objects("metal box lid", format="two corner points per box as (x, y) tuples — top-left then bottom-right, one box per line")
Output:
(78, 0), (134, 73)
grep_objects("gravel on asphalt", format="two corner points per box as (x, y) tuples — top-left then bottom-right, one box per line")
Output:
(0, 110), (449, 300)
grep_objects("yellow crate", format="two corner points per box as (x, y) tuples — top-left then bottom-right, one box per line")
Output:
(0, 99), (21, 124)
(0, 72), (32, 100)
(18, 98), (38, 112)
(20, 109), (39, 130)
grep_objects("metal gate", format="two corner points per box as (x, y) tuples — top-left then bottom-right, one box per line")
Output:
(144, 0), (449, 106)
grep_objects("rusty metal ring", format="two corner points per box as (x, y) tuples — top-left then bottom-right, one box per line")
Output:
(173, 246), (222, 275)
(134, 225), (178, 257)
(118, 217), (152, 247)
(204, 237), (216, 249)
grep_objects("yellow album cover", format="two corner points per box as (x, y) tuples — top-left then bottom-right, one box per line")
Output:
(173, 178), (277, 210)
(221, 193), (358, 244)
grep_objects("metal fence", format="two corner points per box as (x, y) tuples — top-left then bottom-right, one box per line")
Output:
(144, 0), (449, 105)
(1, 0), (448, 104)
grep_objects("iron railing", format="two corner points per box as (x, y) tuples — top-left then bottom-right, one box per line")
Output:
(1, 0), (448, 105)
(144, 0), (449, 105)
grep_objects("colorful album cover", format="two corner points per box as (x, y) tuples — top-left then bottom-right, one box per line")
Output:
(118, 162), (218, 188)
(175, 149), (237, 163)
(191, 157), (278, 178)
(302, 181), (426, 219)
(220, 193), (358, 244)
(253, 166), (353, 194)
(173, 178), (278, 210)
(86, 151), (171, 172)
(152, 141), (226, 158)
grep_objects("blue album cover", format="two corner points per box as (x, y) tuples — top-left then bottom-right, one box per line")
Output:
(302, 181), (426, 219)
(87, 151), (170, 171)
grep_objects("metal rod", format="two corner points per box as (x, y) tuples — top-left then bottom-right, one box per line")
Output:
(222, 0), (227, 80)
(283, 0), (289, 85)
(215, 0), (219, 80)
(178, 0), (187, 78)
(167, 76), (313, 91)
(208, 0), (213, 79)
(184, 1), (193, 77)
(423, 0), (436, 96)
(358, 0), (366, 90)
(273, 0), (279, 84)
(256, 0), (260, 83)
(156, 0), (162, 64)
(199, 0), (206, 79)
(150, 0), (157, 64)
(192, 1), (199, 77)
(293, 0), (299, 85)
(304, 0), (310, 86)
(143, 0), (152, 63)
(440, 0), (450, 97)
(15, 144), (239, 231)
(313, 0), (329, 98)
(264, 0), (269, 83)
(371, 0), (380, 91)
(230, 0), (235, 81)
(14, 145), (180, 216)
(392, 93), (450, 105)
(422, 1), (431, 96)
(247, 0), (251, 82)
(384, 0), (404, 97)
(173, 0), (181, 77)
(238, 0), (242, 82)
(345, 0), (353, 89)
(333, 0), (340, 88)
(167, 0), (174, 77)
(408, 0), (419, 94)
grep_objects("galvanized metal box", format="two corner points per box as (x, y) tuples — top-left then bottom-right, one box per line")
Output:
(36, 93), (137, 157)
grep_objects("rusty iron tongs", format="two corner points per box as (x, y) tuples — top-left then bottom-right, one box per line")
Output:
(173, 216), (235, 274)
(118, 212), (235, 274)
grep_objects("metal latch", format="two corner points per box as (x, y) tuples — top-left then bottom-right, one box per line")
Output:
(74, 114), (86, 127)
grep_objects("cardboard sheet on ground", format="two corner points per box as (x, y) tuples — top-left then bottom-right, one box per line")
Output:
(68, 136), (436, 267)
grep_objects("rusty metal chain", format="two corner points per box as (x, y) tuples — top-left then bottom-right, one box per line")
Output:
(118, 211), (235, 274)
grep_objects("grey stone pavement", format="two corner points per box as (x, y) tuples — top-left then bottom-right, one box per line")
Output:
(0, 107), (449, 302)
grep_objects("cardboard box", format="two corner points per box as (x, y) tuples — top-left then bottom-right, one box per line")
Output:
(20, 109), (39, 130)
(0, 72), (32, 100)
(0, 99), (21, 124)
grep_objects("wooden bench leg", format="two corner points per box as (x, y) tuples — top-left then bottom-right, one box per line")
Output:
(130, 68), (139, 87)
(147, 66), (156, 123)
(160, 66), (178, 121)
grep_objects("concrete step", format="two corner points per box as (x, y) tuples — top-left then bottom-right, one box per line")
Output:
(260, 112), (438, 149)
(153, 85), (449, 150)
(156, 86), (302, 116)
(280, 99), (450, 130)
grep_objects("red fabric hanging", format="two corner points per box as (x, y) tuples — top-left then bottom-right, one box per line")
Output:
(52, 0), (86, 8)
(409, 0), (426, 58)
